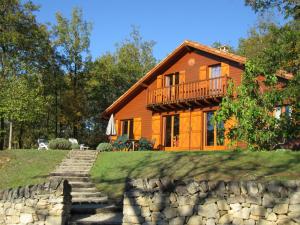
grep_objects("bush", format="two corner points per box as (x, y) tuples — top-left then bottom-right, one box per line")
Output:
(97, 143), (113, 152)
(49, 138), (72, 150)
(138, 137), (153, 151)
(112, 135), (129, 150)
(71, 143), (80, 150)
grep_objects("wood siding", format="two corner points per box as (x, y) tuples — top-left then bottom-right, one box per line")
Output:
(113, 49), (244, 150)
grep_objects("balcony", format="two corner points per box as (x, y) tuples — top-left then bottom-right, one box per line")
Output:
(147, 76), (228, 111)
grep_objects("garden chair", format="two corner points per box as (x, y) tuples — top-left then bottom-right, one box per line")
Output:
(68, 138), (89, 150)
(37, 139), (48, 150)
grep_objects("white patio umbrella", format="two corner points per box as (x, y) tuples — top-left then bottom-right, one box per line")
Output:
(106, 114), (116, 136)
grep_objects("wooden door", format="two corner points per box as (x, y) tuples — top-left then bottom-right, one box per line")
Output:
(190, 111), (202, 150)
(163, 114), (180, 148)
(152, 115), (161, 148)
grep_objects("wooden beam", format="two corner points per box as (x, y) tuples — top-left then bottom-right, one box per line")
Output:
(194, 100), (204, 106)
(203, 98), (211, 105)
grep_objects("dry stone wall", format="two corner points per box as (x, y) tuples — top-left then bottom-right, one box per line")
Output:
(0, 179), (71, 225)
(123, 178), (300, 225)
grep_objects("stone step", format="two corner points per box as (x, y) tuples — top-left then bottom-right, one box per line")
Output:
(54, 169), (91, 173)
(69, 212), (122, 225)
(50, 176), (91, 182)
(72, 187), (98, 193)
(62, 160), (95, 164)
(72, 196), (108, 204)
(50, 172), (90, 177)
(71, 192), (103, 198)
(58, 165), (92, 169)
(60, 163), (94, 167)
(69, 182), (95, 188)
(71, 204), (121, 214)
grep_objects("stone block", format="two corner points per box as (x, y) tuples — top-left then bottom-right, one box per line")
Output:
(123, 215), (145, 223)
(187, 215), (203, 225)
(218, 214), (232, 224)
(273, 203), (289, 214)
(169, 217), (184, 225)
(289, 204), (300, 212)
(262, 194), (275, 207)
(290, 192), (300, 204)
(123, 205), (141, 216)
(178, 205), (194, 217)
(230, 203), (241, 212)
(45, 216), (62, 225)
(198, 203), (218, 218)
(232, 217), (243, 225)
(266, 212), (277, 221)
(244, 219), (255, 225)
(256, 219), (276, 225)
(250, 205), (267, 217)
(206, 218), (215, 225)
(217, 200), (230, 211)
(163, 207), (177, 219)
(20, 213), (34, 224)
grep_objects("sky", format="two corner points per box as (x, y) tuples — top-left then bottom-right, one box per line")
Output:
(32, 0), (284, 60)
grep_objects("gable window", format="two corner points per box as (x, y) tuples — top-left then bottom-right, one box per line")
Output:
(121, 119), (134, 139)
(164, 72), (179, 87)
(209, 64), (222, 94)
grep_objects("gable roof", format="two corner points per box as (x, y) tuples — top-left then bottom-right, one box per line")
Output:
(103, 40), (247, 117)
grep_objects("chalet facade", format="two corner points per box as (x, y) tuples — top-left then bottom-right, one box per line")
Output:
(103, 40), (247, 150)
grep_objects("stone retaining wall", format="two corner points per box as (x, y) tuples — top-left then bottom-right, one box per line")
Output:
(0, 179), (71, 225)
(123, 179), (300, 225)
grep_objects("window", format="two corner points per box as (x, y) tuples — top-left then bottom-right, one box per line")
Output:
(209, 65), (222, 93)
(164, 72), (179, 87)
(204, 111), (224, 146)
(274, 106), (292, 119)
(121, 119), (134, 139)
(274, 107), (281, 119)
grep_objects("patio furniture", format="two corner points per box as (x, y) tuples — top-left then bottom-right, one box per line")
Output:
(68, 138), (89, 150)
(125, 139), (139, 151)
(37, 139), (49, 150)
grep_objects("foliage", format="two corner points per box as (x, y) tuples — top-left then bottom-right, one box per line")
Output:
(211, 41), (236, 53)
(112, 135), (129, 150)
(71, 143), (80, 150)
(217, 19), (300, 150)
(52, 7), (92, 139)
(49, 138), (72, 150)
(138, 137), (153, 151)
(96, 143), (113, 152)
(0, 0), (53, 149)
(244, 0), (300, 19)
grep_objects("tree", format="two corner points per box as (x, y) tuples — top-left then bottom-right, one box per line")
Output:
(85, 27), (157, 146)
(211, 41), (236, 53)
(216, 19), (299, 150)
(0, 76), (47, 149)
(0, 0), (53, 149)
(52, 7), (92, 139)
(245, 0), (300, 19)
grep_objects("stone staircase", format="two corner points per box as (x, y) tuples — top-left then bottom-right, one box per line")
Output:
(49, 150), (122, 225)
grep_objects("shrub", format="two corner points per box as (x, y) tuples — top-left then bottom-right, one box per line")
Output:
(112, 135), (129, 150)
(138, 137), (153, 151)
(97, 143), (113, 152)
(71, 143), (80, 150)
(49, 138), (72, 150)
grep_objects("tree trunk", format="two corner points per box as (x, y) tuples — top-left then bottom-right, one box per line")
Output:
(8, 121), (12, 150)
(18, 123), (24, 149)
(0, 118), (4, 150)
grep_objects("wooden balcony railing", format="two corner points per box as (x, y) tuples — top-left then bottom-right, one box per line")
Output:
(147, 76), (228, 106)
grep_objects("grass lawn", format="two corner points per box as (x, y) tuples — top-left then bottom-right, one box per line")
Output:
(0, 149), (68, 189)
(91, 151), (300, 200)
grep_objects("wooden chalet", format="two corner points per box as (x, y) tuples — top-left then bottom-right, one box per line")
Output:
(103, 40), (288, 151)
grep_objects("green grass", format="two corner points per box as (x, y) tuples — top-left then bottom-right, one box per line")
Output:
(91, 150), (300, 200)
(0, 149), (68, 189)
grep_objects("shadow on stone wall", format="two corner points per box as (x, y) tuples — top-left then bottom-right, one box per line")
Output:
(123, 178), (300, 225)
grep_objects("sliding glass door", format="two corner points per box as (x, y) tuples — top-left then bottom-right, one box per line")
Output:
(163, 114), (180, 148)
(204, 111), (225, 149)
